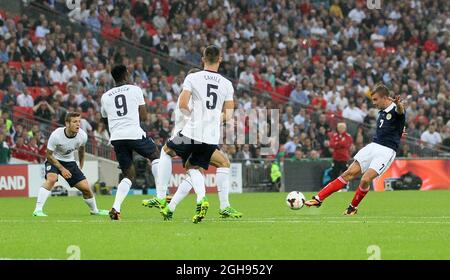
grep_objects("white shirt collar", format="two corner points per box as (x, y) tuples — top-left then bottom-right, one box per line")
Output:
(383, 102), (396, 113)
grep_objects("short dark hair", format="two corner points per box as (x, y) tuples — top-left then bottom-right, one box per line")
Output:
(187, 67), (201, 75)
(372, 82), (390, 97)
(111, 64), (128, 83)
(65, 112), (81, 123)
(203, 45), (221, 64)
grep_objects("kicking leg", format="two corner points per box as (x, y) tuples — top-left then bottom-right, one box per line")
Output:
(306, 161), (362, 207)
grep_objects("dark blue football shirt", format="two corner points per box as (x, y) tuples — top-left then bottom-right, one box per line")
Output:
(372, 102), (406, 152)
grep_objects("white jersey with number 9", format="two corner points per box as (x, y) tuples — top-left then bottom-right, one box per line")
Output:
(101, 84), (146, 141)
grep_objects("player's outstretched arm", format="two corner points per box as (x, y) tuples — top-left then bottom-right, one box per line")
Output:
(391, 96), (405, 115)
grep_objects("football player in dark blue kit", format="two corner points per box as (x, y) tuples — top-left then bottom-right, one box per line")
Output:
(305, 83), (406, 215)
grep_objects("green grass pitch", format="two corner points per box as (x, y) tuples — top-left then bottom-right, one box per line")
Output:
(0, 191), (449, 260)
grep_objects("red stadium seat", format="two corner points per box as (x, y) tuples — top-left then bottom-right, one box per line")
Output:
(55, 83), (67, 94)
(102, 27), (121, 40)
(27, 87), (50, 100)
(12, 106), (35, 122)
(24, 61), (35, 70)
(8, 61), (22, 71)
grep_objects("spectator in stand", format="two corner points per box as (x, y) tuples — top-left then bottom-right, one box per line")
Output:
(27, 137), (40, 163)
(33, 100), (55, 131)
(11, 136), (30, 161)
(284, 136), (301, 157)
(238, 67), (255, 90)
(17, 88), (34, 107)
(1, 85), (17, 111)
(94, 121), (110, 145)
(421, 121), (442, 149)
(343, 100), (366, 124)
(290, 147), (304, 162)
(35, 19), (50, 38)
(290, 83), (309, 106)
(235, 144), (252, 165)
(0, 131), (10, 164)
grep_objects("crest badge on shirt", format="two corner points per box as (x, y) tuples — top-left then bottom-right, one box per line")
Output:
(386, 113), (392, 120)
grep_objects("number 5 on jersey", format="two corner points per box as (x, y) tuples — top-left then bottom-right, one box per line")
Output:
(206, 84), (218, 110)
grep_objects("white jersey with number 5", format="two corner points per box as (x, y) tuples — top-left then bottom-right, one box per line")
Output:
(100, 84), (146, 141)
(180, 70), (234, 145)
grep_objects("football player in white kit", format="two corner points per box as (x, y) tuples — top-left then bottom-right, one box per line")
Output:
(101, 65), (160, 220)
(142, 68), (243, 220)
(32, 112), (109, 217)
(305, 83), (406, 215)
(157, 45), (234, 223)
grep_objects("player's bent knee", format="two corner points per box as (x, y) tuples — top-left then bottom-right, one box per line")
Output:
(44, 174), (58, 189)
(75, 180), (93, 197)
(359, 176), (372, 189)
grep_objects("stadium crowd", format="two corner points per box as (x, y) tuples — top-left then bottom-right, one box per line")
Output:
(0, 0), (449, 165)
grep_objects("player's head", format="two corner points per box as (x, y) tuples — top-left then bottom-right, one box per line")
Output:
(337, 122), (347, 134)
(65, 112), (81, 133)
(202, 45), (222, 67)
(111, 64), (129, 85)
(187, 67), (202, 75)
(370, 83), (391, 110)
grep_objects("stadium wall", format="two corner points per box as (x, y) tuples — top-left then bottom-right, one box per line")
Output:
(85, 154), (120, 187)
(168, 162), (243, 194)
(283, 158), (450, 192)
(0, 161), (99, 197)
(374, 159), (450, 191)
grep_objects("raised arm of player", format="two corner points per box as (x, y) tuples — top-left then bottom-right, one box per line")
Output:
(46, 149), (72, 179)
(391, 96), (405, 115)
(179, 89), (192, 117)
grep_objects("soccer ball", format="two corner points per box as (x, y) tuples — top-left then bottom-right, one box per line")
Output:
(286, 191), (305, 210)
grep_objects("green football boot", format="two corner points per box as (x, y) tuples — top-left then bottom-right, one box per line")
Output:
(142, 196), (168, 209)
(90, 209), (110, 216)
(32, 210), (48, 217)
(192, 197), (209, 224)
(219, 207), (243, 219)
(160, 205), (174, 221)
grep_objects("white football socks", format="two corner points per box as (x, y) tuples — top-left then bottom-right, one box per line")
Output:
(216, 167), (230, 210)
(156, 149), (172, 199)
(168, 176), (193, 212)
(34, 187), (51, 212)
(84, 197), (99, 214)
(112, 178), (132, 212)
(187, 169), (205, 203)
